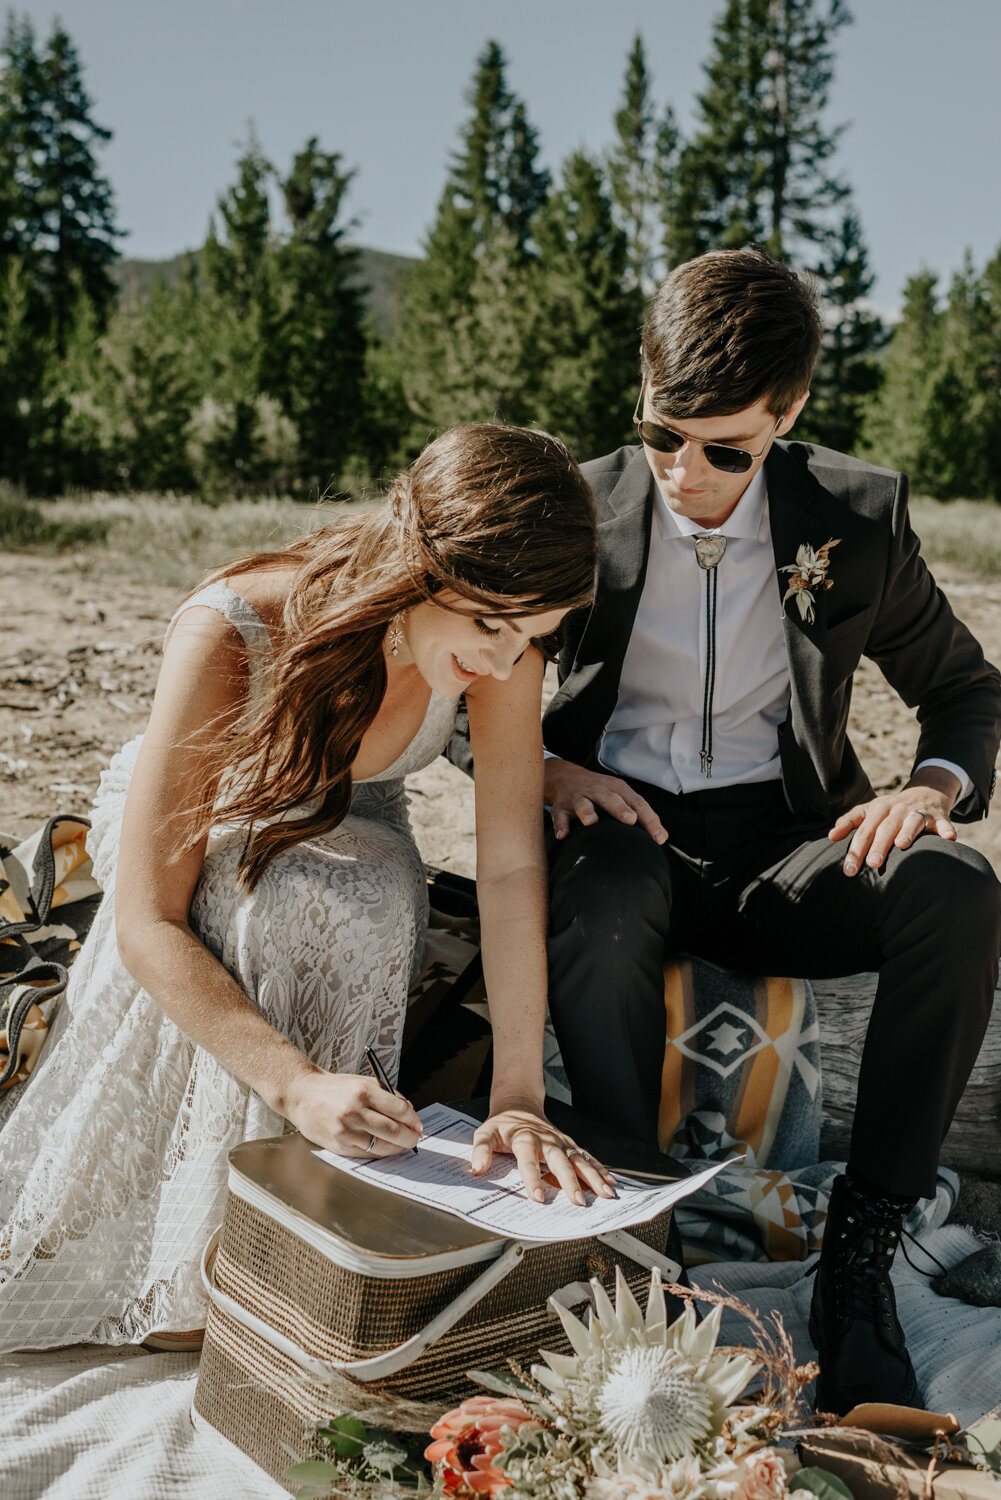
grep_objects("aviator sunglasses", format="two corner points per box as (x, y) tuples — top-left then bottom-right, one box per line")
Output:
(633, 384), (782, 475)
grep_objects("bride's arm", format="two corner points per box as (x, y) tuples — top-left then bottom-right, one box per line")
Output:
(463, 649), (615, 1204)
(113, 608), (422, 1156)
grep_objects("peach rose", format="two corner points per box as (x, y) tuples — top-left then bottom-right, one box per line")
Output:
(425, 1394), (541, 1497)
(732, 1448), (789, 1500)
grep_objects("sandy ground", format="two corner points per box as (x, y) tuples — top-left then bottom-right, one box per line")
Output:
(3, 550), (1001, 877)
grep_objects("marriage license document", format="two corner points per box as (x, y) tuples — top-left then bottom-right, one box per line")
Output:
(314, 1102), (732, 1243)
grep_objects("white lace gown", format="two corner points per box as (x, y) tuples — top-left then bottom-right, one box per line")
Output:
(0, 584), (459, 1350)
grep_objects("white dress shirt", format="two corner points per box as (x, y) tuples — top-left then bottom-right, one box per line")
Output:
(599, 469), (789, 793)
(593, 467), (972, 803)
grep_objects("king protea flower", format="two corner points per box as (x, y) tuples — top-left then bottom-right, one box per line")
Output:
(532, 1268), (755, 1468)
(426, 1394), (542, 1495)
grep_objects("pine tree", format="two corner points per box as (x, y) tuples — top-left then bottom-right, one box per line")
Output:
(861, 271), (942, 490)
(0, 14), (121, 487)
(52, 286), (110, 490)
(978, 246), (1001, 499)
(448, 43), (549, 256)
(358, 331), (415, 480)
(201, 129), (273, 322)
(272, 138), (368, 493)
(527, 151), (643, 458)
(0, 255), (46, 483)
(40, 24), (121, 342)
(925, 253), (1001, 499)
(195, 132), (282, 494)
(397, 190), (477, 435)
(399, 41), (549, 434)
(605, 35), (679, 294)
(666, 0), (851, 267)
(863, 248), (1001, 500)
(0, 14), (45, 264)
(796, 211), (885, 453)
(0, 15), (121, 349)
(94, 281), (199, 491)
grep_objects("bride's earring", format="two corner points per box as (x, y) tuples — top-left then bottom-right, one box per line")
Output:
(388, 613), (404, 657)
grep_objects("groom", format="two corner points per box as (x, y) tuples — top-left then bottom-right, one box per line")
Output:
(540, 248), (1001, 1415)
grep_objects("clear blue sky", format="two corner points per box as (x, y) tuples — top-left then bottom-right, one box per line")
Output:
(16, 0), (1001, 308)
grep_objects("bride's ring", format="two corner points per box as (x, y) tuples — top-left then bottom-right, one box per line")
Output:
(366, 1134), (377, 1153)
(565, 1147), (592, 1163)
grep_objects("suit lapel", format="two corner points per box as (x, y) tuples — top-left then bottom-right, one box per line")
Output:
(765, 442), (842, 811)
(550, 448), (655, 750)
(594, 448), (656, 611)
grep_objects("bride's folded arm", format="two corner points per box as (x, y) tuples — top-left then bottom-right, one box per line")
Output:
(113, 607), (422, 1157)
(463, 649), (616, 1206)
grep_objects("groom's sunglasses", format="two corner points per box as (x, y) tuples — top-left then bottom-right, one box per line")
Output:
(633, 385), (781, 475)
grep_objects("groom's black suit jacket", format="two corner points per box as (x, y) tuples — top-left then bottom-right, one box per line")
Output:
(542, 440), (1001, 825)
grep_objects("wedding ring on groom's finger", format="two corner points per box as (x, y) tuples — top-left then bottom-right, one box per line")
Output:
(366, 1134), (377, 1153)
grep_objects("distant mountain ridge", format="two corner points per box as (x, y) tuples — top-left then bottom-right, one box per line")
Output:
(114, 245), (415, 337)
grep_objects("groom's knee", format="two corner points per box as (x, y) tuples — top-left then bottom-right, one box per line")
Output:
(885, 838), (1001, 952)
(548, 813), (673, 946)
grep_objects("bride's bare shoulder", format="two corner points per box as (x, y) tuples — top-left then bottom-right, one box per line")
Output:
(217, 564), (297, 637)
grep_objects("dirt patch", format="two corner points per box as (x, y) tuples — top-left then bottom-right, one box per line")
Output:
(3, 550), (1001, 878)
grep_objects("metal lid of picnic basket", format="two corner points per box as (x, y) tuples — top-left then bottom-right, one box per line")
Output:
(227, 1132), (507, 1275)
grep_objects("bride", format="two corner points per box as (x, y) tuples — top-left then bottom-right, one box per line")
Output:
(0, 422), (613, 1351)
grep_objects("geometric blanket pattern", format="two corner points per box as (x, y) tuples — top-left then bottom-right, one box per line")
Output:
(543, 955), (954, 1264)
(0, 817), (100, 1126)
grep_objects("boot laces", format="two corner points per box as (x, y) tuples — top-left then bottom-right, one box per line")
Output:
(833, 1215), (901, 1325)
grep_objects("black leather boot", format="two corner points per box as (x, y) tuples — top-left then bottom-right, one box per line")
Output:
(809, 1173), (923, 1415)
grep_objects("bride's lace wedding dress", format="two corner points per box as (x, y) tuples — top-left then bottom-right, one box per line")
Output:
(0, 584), (459, 1350)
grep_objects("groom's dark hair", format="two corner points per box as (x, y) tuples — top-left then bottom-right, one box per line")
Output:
(641, 247), (822, 420)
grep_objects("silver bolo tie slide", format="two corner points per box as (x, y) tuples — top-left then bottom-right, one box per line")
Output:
(693, 534), (727, 777)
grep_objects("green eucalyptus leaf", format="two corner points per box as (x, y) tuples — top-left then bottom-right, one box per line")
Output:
(331, 1414), (368, 1438)
(284, 1458), (345, 1479)
(791, 1466), (855, 1500)
(320, 1433), (365, 1458)
(316, 1412), (367, 1457)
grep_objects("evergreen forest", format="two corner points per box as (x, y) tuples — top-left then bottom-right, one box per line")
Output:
(1, 2), (999, 503)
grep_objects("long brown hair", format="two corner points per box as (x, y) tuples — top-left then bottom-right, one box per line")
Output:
(183, 422), (596, 889)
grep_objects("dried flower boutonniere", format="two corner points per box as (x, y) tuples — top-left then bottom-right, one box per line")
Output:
(780, 538), (841, 624)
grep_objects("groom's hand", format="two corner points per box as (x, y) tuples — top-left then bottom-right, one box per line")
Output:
(828, 766), (960, 875)
(544, 758), (668, 843)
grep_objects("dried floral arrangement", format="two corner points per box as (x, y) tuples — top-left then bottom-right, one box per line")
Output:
(425, 1269), (826, 1500)
(780, 539), (840, 625)
(286, 1268), (1001, 1500)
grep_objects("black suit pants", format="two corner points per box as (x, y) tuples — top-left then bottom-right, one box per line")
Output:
(546, 779), (1001, 1200)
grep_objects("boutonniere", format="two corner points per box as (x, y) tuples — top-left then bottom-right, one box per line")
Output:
(780, 537), (841, 624)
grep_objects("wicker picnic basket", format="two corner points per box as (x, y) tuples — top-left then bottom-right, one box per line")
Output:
(191, 1130), (681, 1488)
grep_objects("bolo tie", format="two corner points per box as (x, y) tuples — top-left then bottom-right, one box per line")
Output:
(693, 534), (727, 777)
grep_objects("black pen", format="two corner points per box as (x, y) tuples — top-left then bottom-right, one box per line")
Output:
(363, 1045), (420, 1154)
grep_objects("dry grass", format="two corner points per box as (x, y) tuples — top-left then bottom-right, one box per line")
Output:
(909, 496), (1001, 581)
(0, 490), (375, 589)
(3, 488), (1000, 589)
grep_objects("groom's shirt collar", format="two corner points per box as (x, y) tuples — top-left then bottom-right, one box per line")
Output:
(654, 466), (769, 544)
